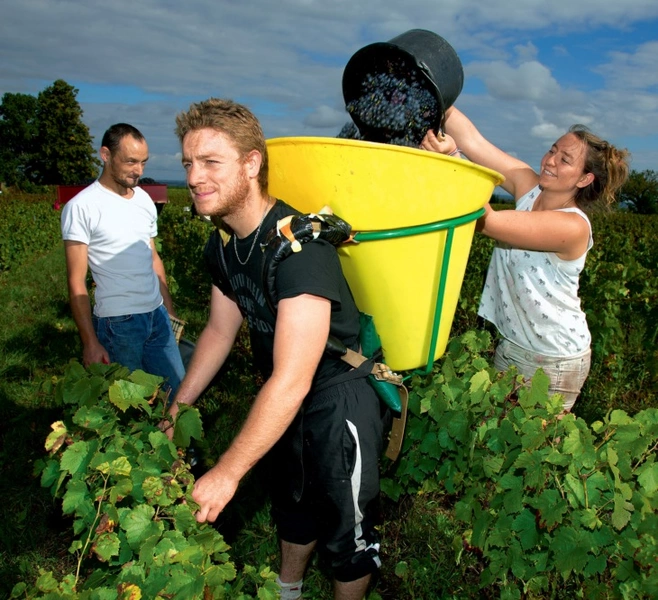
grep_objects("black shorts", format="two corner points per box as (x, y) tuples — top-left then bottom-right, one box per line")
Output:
(266, 362), (385, 582)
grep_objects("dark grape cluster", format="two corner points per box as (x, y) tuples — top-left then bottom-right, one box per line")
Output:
(339, 67), (439, 147)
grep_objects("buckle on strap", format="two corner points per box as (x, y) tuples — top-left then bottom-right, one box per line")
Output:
(372, 362), (403, 385)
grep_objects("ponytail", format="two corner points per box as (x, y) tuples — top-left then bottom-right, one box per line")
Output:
(569, 124), (630, 210)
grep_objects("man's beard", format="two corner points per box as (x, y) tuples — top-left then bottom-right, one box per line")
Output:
(198, 169), (251, 219)
(113, 173), (139, 189)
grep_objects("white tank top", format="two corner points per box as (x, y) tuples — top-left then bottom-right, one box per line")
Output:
(477, 186), (593, 358)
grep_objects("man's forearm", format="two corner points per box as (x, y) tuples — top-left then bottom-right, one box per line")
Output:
(69, 290), (98, 347)
(157, 277), (176, 316)
(152, 246), (177, 316)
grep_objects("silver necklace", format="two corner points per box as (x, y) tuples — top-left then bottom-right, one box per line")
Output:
(233, 199), (271, 266)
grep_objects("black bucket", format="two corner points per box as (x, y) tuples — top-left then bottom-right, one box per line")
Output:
(342, 29), (463, 145)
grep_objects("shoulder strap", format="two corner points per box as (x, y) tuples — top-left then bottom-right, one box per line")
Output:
(260, 211), (353, 313)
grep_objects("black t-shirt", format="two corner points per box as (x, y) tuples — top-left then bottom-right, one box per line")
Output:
(204, 199), (360, 387)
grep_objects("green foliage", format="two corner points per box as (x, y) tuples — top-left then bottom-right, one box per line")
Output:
(0, 80), (100, 188)
(619, 170), (658, 215)
(0, 92), (39, 186)
(578, 212), (658, 419)
(11, 361), (279, 599)
(157, 197), (214, 317)
(0, 192), (62, 272)
(382, 331), (658, 598)
(2, 189), (656, 599)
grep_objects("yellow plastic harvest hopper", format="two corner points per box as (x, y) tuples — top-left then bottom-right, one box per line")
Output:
(266, 137), (503, 373)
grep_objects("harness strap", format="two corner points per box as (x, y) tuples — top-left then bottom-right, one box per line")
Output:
(341, 349), (407, 461)
(340, 348), (404, 385)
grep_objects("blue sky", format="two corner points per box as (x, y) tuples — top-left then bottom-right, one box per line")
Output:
(2, 0), (657, 182)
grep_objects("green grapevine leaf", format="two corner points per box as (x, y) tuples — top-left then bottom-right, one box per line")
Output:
(380, 477), (403, 501)
(258, 578), (284, 600)
(488, 513), (514, 548)
(520, 419), (548, 451)
(128, 369), (163, 394)
(609, 409), (633, 426)
(149, 429), (179, 454)
(446, 411), (469, 444)
(45, 420), (68, 454)
(167, 504), (198, 534)
(512, 508), (539, 550)
(483, 455), (504, 477)
(550, 526), (592, 577)
(612, 492), (634, 530)
(578, 508), (602, 530)
(166, 571), (205, 600)
(513, 450), (545, 490)
(543, 448), (570, 466)
(60, 440), (91, 475)
(503, 487), (524, 515)
(34, 571), (60, 593)
(419, 431), (439, 455)
(61, 479), (90, 515)
(191, 529), (231, 554)
(93, 531), (121, 562)
(204, 562), (238, 586)
(521, 369), (550, 409)
(564, 472), (586, 508)
(109, 477), (133, 504)
(468, 369), (491, 404)
(108, 379), (153, 414)
(498, 419), (520, 447)
(73, 405), (118, 432)
(530, 489), (567, 530)
(395, 560), (409, 579)
(584, 553), (608, 576)
(637, 462), (658, 495)
(95, 455), (132, 477)
(120, 505), (164, 549)
(39, 458), (60, 488)
(584, 471), (611, 507)
(173, 404), (203, 448)
(63, 375), (105, 407)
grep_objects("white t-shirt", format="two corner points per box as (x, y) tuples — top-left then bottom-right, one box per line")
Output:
(61, 181), (163, 317)
(478, 186), (593, 358)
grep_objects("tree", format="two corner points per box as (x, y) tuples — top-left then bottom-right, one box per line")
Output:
(0, 92), (38, 186)
(0, 80), (101, 188)
(618, 169), (658, 215)
(29, 79), (100, 185)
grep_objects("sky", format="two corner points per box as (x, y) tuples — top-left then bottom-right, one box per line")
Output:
(2, 0), (658, 183)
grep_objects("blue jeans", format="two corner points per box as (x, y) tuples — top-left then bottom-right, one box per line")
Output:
(494, 338), (591, 412)
(94, 304), (186, 399)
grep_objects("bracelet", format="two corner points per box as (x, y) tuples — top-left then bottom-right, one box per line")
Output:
(448, 147), (462, 157)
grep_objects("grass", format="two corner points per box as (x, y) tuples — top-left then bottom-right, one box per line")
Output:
(0, 247), (79, 597)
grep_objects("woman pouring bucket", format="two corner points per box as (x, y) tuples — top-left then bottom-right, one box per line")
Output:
(342, 29), (630, 413)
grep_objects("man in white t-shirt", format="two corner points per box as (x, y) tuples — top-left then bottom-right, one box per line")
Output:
(61, 123), (185, 397)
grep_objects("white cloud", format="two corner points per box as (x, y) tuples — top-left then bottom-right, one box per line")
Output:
(2, 0), (657, 176)
(514, 42), (539, 62)
(303, 105), (349, 129)
(467, 61), (562, 102)
(595, 40), (658, 90)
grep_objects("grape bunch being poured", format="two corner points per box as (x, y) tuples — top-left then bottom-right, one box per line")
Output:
(339, 65), (440, 147)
